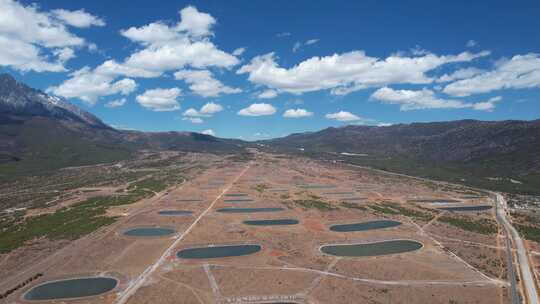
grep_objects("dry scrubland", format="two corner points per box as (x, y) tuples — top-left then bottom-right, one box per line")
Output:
(0, 152), (516, 303)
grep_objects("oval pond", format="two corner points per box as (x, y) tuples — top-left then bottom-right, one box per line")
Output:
(330, 220), (401, 232)
(243, 219), (299, 226)
(123, 227), (175, 237)
(24, 277), (117, 301)
(216, 207), (284, 213)
(177, 244), (261, 259)
(321, 240), (423, 257)
(158, 210), (193, 216)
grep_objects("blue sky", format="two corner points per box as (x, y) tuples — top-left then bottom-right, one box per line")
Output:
(1, 0), (539, 139)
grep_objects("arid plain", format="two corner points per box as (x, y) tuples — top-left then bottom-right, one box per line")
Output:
(1, 152), (514, 303)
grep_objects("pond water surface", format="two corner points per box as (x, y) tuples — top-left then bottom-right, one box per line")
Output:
(216, 207), (284, 213)
(321, 240), (423, 257)
(158, 210), (193, 216)
(177, 244), (261, 259)
(330, 220), (401, 232)
(243, 219), (299, 226)
(24, 277), (117, 301)
(123, 227), (175, 237)
(438, 205), (492, 212)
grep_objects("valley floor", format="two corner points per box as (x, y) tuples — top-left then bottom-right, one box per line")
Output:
(0, 152), (524, 303)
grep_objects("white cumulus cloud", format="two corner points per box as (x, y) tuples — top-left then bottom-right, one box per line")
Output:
(183, 117), (203, 124)
(177, 6), (215, 37)
(257, 89), (278, 99)
(182, 102), (223, 123)
(52, 9), (105, 28)
(436, 67), (484, 83)
(47, 67), (137, 104)
(53, 48), (75, 63)
(201, 129), (215, 136)
(466, 40), (477, 48)
(105, 98), (127, 108)
(371, 87), (470, 110)
(325, 111), (361, 122)
(136, 88), (181, 111)
(443, 53), (540, 96)
(471, 96), (502, 112)
(0, 0), (102, 72)
(50, 5), (240, 103)
(174, 69), (241, 97)
(237, 50), (489, 95)
(119, 6), (238, 76)
(47, 60), (158, 103)
(371, 87), (501, 111)
(283, 108), (313, 118)
(292, 38), (319, 53)
(238, 103), (276, 116)
(233, 47), (246, 56)
(200, 102), (223, 115)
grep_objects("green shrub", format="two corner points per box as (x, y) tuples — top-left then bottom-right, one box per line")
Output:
(294, 199), (336, 211)
(438, 216), (497, 234)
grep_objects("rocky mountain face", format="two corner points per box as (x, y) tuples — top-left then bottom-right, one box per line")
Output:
(0, 74), (108, 128)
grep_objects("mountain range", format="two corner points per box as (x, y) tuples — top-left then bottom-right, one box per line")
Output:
(1, 73), (538, 194)
(0, 73), (242, 177)
(264, 120), (540, 194)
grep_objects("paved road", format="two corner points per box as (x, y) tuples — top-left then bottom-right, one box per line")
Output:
(495, 193), (539, 304)
(504, 229), (521, 304)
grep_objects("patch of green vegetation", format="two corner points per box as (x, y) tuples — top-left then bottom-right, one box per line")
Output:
(515, 224), (540, 243)
(0, 211), (25, 231)
(369, 204), (400, 215)
(0, 191), (150, 253)
(438, 216), (497, 235)
(254, 184), (268, 193)
(0, 167), (156, 211)
(294, 199), (337, 211)
(382, 202), (435, 221)
(128, 177), (167, 193)
(279, 149), (538, 196)
(340, 202), (367, 210)
(0, 120), (131, 180)
(15, 192), (60, 209)
(453, 189), (483, 196)
(510, 211), (537, 224)
(337, 154), (540, 195)
(368, 202), (434, 221)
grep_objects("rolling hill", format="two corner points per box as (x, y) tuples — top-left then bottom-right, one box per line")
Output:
(264, 120), (540, 194)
